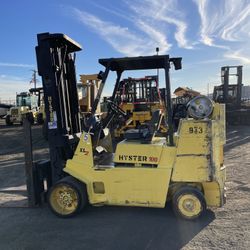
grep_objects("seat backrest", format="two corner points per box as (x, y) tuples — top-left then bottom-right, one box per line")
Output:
(124, 110), (162, 142)
(142, 110), (161, 141)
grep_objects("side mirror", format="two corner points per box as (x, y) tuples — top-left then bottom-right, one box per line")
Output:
(170, 57), (182, 70)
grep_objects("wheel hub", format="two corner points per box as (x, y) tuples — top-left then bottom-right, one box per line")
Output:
(49, 184), (79, 215)
(183, 198), (195, 212)
(59, 191), (74, 207)
(178, 194), (202, 217)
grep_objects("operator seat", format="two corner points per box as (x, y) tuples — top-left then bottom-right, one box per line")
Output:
(124, 110), (162, 142)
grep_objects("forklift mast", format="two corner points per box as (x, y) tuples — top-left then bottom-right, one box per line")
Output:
(214, 65), (243, 106)
(35, 33), (82, 183)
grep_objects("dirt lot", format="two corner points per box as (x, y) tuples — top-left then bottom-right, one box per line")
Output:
(0, 118), (249, 250)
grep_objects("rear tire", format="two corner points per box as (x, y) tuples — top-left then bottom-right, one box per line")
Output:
(172, 186), (206, 220)
(5, 115), (13, 125)
(37, 113), (44, 124)
(48, 176), (88, 218)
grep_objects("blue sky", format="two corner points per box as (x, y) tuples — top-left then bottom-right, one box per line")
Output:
(1, 0), (250, 101)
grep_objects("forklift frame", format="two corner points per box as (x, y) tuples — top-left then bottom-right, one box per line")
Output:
(33, 33), (226, 219)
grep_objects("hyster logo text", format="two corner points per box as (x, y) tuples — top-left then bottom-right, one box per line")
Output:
(119, 155), (147, 162)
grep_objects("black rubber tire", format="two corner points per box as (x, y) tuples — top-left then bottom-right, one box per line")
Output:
(48, 176), (88, 218)
(5, 115), (13, 125)
(172, 186), (206, 220)
(42, 122), (48, 140)
(27, 113), (34, 125)
(37, 113), (44, 124)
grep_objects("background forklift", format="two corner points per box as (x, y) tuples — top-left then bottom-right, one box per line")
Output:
(213, 65), (250, 125)
(32, 32), (226, 220)
(78, 74), (101, 114)
(5, 91), (36, 125)
(77, 74), (104, 132)
(29, 87), (45, 125)
(110, 75), (167, 138)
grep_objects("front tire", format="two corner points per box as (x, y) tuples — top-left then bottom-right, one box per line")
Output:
(5, 115), (13, 125)
(48, 176), (87, 218)
(27, 113), (34, 125)
(172, 186), (206, 220)
(37, 113), (44, 124)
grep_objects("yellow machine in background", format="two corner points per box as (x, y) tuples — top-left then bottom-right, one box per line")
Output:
(5, 92), (36, 125)
(6, 88), (46, 126)
(29, 87), (45, 125)
(78, 74), (101, 114)
(111, 76), (167, 138)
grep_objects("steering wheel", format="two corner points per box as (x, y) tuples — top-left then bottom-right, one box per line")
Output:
(107, 100), (127, 117)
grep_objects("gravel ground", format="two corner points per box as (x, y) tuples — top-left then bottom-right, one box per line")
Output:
(0, 118), (249, 250)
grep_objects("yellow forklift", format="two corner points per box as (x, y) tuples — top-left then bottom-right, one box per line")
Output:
(78, 74), (101, 114)
(29, 87), (45, 124)
(111, 76), (167, 138)
(5, 91), (36, 125)
(6, 88), (45, 126)
(77, 74), (104, 131)
(33, 33), (226, 220)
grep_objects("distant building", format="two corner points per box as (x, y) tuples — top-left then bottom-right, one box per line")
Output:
(0, 99), (15, 105)
(174, 87), (200, 97)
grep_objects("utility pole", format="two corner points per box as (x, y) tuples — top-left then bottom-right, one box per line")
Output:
(30, 70), (38, 89)
(156, 47), (159, 85)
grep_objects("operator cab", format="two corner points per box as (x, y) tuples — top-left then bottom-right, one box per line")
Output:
(16, 92), (39, 110)
(88, 56), (182, 168)
(16, 92), (30, 108)
(87, 55), (182, 150)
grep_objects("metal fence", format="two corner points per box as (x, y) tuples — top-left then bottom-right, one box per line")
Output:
(0, 99), (15, 105)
